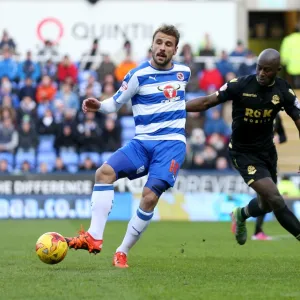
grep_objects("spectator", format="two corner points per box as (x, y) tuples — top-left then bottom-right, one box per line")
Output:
(38, 109), (57, 135)
(0, 159), (9, 173)
(204, 109), (231, 137)
(17, 116), (38, 153)
(57, 55), (78, 84)
(185, 112), (204, 137)
(198, 33), (216, 56)
(81, 39), (100, 71)
(0, 77), (20, 107)
(0, 30), (16, 53)
(0, 106), (17, 125)
(54, 124), (78, 154)
(37, 40), (59, 62)
(280, 24), (300, 88)
(215, 156), (230, 170)
(237, 51), (256, 76)
(36, 75), (57, 103)
(182, 51), (200, 92)
(19, 77), (37, 101)
(20, 160), (32, 173)
(55, 82), (79, 111)
(101, 114), (121, 152)
(39, 162), (50, 174)
(0, 117), (19, 153)
(17, 96), (37, 126)
(113, 40), (138, 65)
(79, 74), (101, 98)
(96, 53), (116, 83)
(0, 49), (18, 81)
(192, 145), (218, 170)
(102, 73), (119, 91)
(179, 43), (193, 57)
(199, 61), (224, 92)
(41, 59), (57, 80)
(206, 133), (228, 156)
(79, 157), (97, 171)
(53, 157), (67, 173)
(77, 112), (103, 153)
(17, 51), (41, 82)
(230, 40), (248, 57)
(216, 50), (235, 79)
(114, 55), (137, 84)
(100, 82), (116, 101)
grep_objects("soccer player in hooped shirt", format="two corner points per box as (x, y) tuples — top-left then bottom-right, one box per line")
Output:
(186, 48), (300, 246)
(65, 25), (190, 268)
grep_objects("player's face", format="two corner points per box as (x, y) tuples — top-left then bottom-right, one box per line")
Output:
(256, 61), (278, 86)
(151, 32), (178, 69)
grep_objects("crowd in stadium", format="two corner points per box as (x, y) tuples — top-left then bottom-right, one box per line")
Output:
(0, 29), (258, 174)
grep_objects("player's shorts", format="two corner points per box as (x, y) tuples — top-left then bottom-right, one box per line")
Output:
(106, 139), (186, 187)
(228, 147), (278, 186)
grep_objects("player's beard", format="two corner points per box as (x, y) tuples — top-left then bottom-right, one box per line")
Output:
(152, 53), (172, 68)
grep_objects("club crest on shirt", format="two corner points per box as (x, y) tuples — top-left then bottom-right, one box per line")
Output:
(247, 165), (257, 175)
(271, 95), (280, 105)
(158, 83), (180, 102)
(177, 72), (184, 81)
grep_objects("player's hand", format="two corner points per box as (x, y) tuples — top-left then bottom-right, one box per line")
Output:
(82, 98), (100, 113)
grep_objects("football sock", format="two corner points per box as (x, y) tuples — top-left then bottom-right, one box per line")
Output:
(116, 207), (154, 255)
(273, 205), (300, 240)
(254, 215), (265, 235)
(87, 184), (114, 240)
(241, 197), (266, 220)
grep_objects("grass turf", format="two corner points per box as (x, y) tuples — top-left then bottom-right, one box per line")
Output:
(1, 220), (300, 300)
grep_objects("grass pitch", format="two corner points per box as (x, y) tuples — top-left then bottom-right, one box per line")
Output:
(1, 220), (300, 300)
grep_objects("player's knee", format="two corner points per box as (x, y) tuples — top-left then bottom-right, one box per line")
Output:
(268, 192), (285, 211)
(95, 163), (116, 184)
(141, 178), (170, 210)
(258, 199), (272, 213)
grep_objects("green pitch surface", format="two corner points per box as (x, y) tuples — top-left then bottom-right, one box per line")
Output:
(1, 220), (300, 300)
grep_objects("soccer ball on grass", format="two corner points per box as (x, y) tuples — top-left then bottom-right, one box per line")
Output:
(36, 232), (68, 264)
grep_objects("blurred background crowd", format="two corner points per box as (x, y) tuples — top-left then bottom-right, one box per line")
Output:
(0, 26), (297, 174)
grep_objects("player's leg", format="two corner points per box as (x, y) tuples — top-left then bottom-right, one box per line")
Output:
(113, 140), (186, 267)
(250, 178), (300, 240)
(114, 179), (169, 268)
(252, 215), (273, 240)
(66, 140), (149, 254)
(229, 150), (273, 245)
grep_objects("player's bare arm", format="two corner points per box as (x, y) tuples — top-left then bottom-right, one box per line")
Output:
(185, 93), (222, 112)
(294, 118), (300, 138)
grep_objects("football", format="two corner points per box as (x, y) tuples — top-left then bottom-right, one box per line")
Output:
(35, 232), (68, 264)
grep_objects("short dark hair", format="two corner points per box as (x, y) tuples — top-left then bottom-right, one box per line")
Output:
(152, 24), (180, 47)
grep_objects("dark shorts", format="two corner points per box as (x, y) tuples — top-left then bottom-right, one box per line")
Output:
(228, 147), (278, 186)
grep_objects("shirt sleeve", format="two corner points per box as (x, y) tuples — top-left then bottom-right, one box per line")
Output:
(282, 82), (300, 121)
(216, 78), (241, 103)
(113, 71), (139, 104)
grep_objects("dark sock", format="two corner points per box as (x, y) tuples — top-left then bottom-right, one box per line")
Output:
(274, 205), (300, 239)
(241, 198), (266, 220)
(254, 215), (265, 235)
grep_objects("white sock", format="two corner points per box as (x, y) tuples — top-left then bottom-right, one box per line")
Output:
(87, 184), (114, 240)
(116, 207), (154, 255)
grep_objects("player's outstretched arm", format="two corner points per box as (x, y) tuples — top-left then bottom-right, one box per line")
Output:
(186, 93), (222, 112)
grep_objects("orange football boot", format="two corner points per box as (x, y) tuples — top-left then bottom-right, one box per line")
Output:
(113, 252), (129, 268)
(65, 226), (102, 254)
